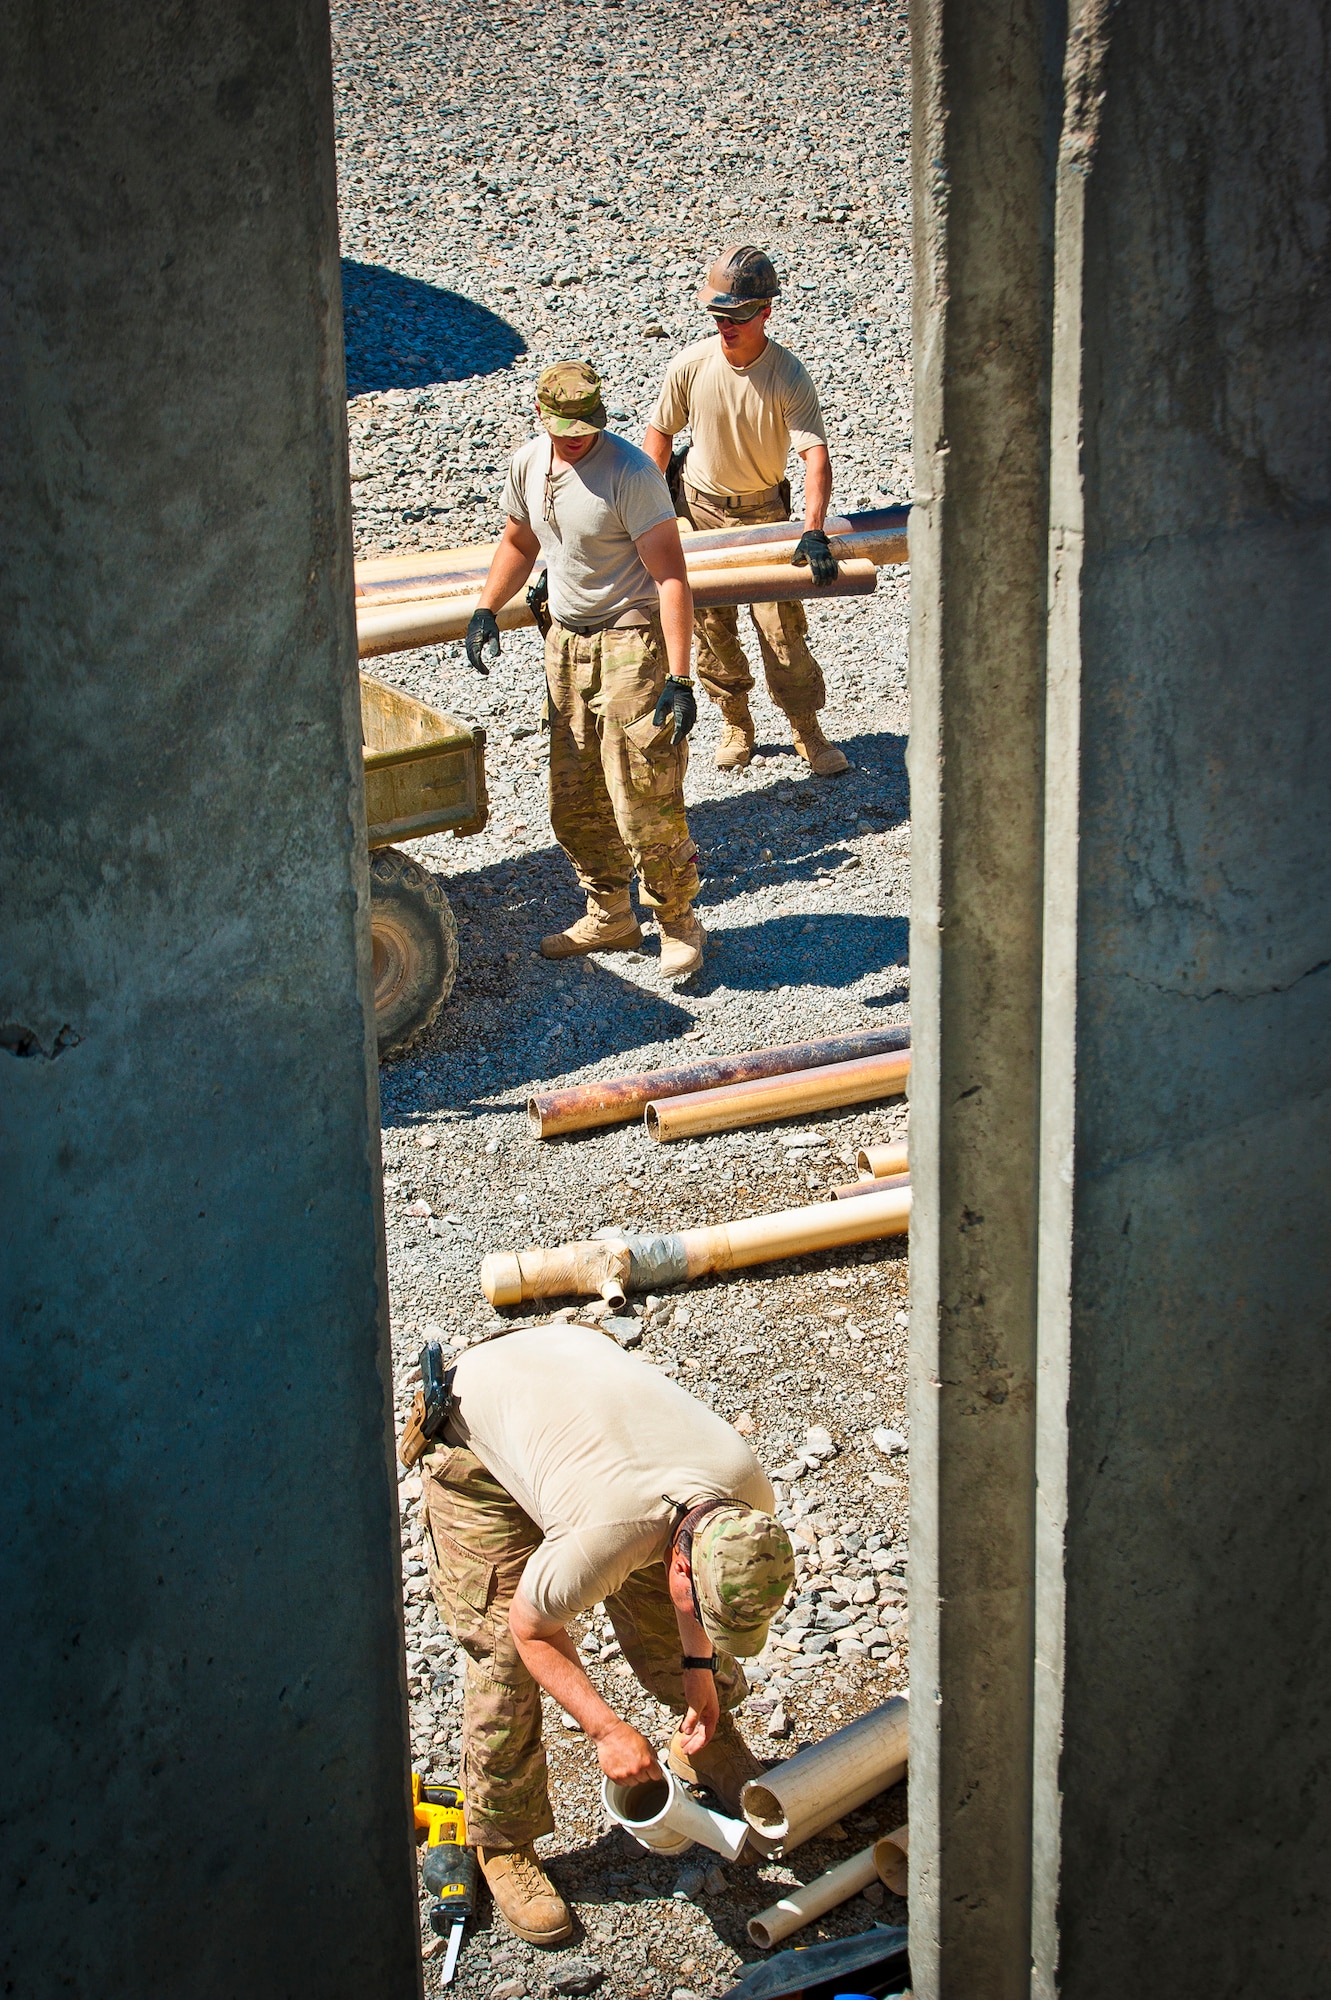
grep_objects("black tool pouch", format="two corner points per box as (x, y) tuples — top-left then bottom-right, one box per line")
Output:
(526, 568), (552, 638)
(668, 443), (691, 513)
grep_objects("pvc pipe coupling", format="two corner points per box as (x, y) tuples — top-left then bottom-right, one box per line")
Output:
(601, 1768), (749, 1862)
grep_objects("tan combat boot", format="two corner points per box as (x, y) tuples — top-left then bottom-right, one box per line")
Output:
(715, 697), (756, 770)
(667, 1711), (765, 1818)
(540, 895), (643, 960)
(657, 909), (705, 980)
(788, 711), (850, 777)
(477, 1844), (574, 1947)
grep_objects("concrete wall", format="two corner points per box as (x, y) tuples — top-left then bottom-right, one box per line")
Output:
(0, 3), (420, 1993)
(906, 0), (1064, 1990)
(1033, 3), (1331, 1992)
(912, 0), (1330, 1991)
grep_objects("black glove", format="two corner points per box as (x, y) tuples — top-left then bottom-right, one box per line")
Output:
(666, 444), (690, 509)
(652, 675), (697, 746)
(465, 608), (501, 676)
(792, 528), (839, 586)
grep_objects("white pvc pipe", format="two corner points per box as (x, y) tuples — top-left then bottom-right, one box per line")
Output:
(873, 1822), (909, 1898)
(739, 1693), (909, 1854)
(601, 1769), (749, 1862)
(746, 1820), (912, 1948)
(747, 1844), (881, 1948)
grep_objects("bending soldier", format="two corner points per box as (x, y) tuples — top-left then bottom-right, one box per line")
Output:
(419, 1323), (795, 1945)
(467, 361), (705, 980)
(644, 245), (850, 777)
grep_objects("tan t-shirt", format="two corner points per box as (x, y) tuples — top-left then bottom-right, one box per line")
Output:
(647, 335), (827, 499)
(501, 430), (676, 626)
(444, 1325), (773, 1624)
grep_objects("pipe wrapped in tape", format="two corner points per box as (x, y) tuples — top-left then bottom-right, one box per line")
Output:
(478, 1185), (911, 1306)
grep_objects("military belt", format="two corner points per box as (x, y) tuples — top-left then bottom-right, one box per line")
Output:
(554, 608), (655, 638)
(685, 480), (786, 511)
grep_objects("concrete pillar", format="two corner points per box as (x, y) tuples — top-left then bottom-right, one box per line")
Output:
(0, 4), (420, 1994)
(1033, 2), (1331, 1993)
(906, 0), (1064, 1991)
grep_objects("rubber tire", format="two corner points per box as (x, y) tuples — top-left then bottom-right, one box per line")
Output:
(369, 846), (459, 1060)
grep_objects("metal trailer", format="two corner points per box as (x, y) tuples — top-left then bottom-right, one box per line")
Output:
(360, 670), (488, 1058)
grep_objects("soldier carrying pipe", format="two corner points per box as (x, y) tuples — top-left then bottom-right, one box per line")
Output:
(467, 361), (706, 979)
(643, 246), (851, 777)
(417, 1323), (795, 1946)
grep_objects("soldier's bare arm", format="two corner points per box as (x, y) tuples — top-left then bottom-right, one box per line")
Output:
(666, 1541), (722, 1755)
(642, 424), (674, 474)
(635, 517), (694, 685)
(477, 516), (542, 613)
(799, 443), (833, 534)
(509, 1588), (664, 1786)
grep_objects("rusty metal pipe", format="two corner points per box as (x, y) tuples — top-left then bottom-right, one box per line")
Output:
(353, 528), (906, 610)
(357, 588), (531, 659)
(528, 1027), (911, 1140)
(830, 1170), (910, 1201)
(857, 1141), (910, 1178)
(645, 1050), (911, 1143)
(352, 505), (909, 607)
(357, 561), (877, 659)
(478, 1182), (911, 1307)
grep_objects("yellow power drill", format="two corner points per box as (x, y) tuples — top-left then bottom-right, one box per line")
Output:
(413, 1771), (478, 1985)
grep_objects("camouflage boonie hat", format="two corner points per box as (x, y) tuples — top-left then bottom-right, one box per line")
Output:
(697, 245), (781, 320)
(691, 1505), (795, 1657)
(536, 360), (609, 436)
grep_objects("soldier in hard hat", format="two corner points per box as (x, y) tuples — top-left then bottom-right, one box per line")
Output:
(417, 1322), (795, 1945)
(467, 361), (705, 979)
(644, 246), (850, 776)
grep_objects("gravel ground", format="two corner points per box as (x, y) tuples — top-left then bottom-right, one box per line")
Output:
(330, 1), (913, 1991)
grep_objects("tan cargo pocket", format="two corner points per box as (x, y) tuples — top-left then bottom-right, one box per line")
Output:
(430, 1527), (499, 1663)
(622, 707), (682, 797)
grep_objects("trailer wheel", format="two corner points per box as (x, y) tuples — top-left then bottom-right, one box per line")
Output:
(369, 846), (458, 1060)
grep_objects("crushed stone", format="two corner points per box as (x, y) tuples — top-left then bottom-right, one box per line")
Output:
(331, 0), (913, 1989)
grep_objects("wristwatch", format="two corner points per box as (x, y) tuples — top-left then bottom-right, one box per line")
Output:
(680, 1654), (716, 1672)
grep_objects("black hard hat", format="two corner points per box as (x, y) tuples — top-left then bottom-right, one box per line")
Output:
(697, 245), (781, 319)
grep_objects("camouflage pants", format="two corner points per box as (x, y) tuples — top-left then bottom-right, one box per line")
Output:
(682, 485), (827, 719)
(421, 1444), (748, 1849)
(545, 614), (699, 920)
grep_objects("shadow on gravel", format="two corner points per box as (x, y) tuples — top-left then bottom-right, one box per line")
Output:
(687, 729), (909, 893)
(701, 911), (909, 993)
(376, 722), (909, 1110)
(342, 260), (526, 392)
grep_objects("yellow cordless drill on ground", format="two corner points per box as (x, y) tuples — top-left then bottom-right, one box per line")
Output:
(413, 1771), (478, 1985)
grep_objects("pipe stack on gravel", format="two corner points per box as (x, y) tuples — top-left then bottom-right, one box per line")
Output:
(644, 1047), (911, 1142)
(746, 1824), (909, 1948)
(830, 1137), (910, 1200)
(478, 1180), (911, 1308)
(528, 1025), (911, 1139)
(739, 1693), (910, 1856)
